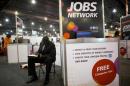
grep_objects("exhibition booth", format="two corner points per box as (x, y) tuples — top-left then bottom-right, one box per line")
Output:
(7, 36), (61, 66)
(0, 0), (129, 85)
(6, 36), (130, 86)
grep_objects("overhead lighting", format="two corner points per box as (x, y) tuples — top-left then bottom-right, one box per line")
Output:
(6, 32), (9, 34)
(112, 9), (117, 13)
(53, 29), (55, 31)
(110, 25), (113, 28)
(105, 23), (107, 26)
(44, 31), (46, 33)
(10, 30), (13, 33)
(0, 23), (2, 27)
(44, 17), (48, 21)
(50, 25), (53, 28)
(25, 31), (28, 34)
(55, 31), (57, 34)
(5, 18), (9, 23)
(118, 28), (121, 31)
(15, 11), (19, 15)
(39, 27), (42, 30)
(22, 25), (25, 29)
(39, 26), (42, 30)
(31, 0), (36, 4)
(31, 22), (35, 26)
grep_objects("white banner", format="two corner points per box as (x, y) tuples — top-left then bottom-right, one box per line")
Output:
(66, 41), (119, 86)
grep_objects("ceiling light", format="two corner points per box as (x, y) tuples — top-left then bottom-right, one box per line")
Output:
(39, 27), (42, 30)
(0, 23), (2, 27)
(115, 27), (118, 30)
(5, 18), (9, 23)
(44, 17), (48, 21)
(53, 29), (55, 31)
(25, 31), (27, 34)
(31, 0), (36, 4)
(10, 30), (13, 33)
(110, 25), (113, 28)
(31, 22), (35, 26)
(50, 25), (53, 28)
(22, 25), (25, 29)
(15, 11), (19, 15)
(112, 9), (117, 13)
(6, 32), (9, 34)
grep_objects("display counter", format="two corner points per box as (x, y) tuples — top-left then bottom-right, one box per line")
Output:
(7, 43), (61, 66)
(7, 44), (29, 63)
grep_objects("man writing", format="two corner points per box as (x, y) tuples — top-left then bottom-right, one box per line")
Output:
(26, 36), (56, 85)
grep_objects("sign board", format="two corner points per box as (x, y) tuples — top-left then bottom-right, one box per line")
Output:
(16, 16), (24, 36)
(64, 38), (119, 86)
(62, 0), (104, 38)
(121, 15), (130, 40)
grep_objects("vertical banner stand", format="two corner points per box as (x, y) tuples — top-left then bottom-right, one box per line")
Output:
(59, 0), (66, 86)
(102, 0), (105, 38)
(15, 15), (20, 65)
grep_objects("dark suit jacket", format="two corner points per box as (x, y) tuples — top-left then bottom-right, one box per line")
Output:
(38, 40), (56, 63)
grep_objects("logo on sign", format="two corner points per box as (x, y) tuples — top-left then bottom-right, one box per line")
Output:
(67, 2), (98, 18)
(108, 54), (112, 58)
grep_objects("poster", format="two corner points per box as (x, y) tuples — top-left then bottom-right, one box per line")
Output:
(121, 15), (130, 40)
(65, 39), (119, 86)
(62, 0), (104, 38)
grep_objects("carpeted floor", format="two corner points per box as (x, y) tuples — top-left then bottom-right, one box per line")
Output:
(0, 56), (63, 86)
(0, 56), (130, 86)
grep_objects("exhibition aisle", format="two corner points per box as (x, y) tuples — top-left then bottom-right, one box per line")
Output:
(0, 56), (63, 86)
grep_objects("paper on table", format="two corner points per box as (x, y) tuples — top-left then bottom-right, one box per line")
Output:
(28, 54), (38, 57)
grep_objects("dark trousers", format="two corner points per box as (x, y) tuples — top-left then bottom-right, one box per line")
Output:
(28, 56), (52, 81)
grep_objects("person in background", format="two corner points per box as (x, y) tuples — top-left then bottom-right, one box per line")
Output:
(26, 36), (56, 85)
(114, 30), (120, 38)
(124, 32), (130, 40)
(1, 37), (4, 48)
(1, 37), (4, 55)
(3, 34), (12, 55)
(120, 47), (127, 58)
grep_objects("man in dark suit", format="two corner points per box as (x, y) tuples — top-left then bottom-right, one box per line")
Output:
(26, 36), (56, 85)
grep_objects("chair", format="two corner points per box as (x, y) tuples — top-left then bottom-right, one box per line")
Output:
(37, 62), (56, 79)
(38, 63), (45, 79)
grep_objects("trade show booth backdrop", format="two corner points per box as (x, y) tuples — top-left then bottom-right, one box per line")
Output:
(62, 0), (104, 38)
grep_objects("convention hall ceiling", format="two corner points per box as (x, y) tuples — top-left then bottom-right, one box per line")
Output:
(0, 0), (129, 35)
